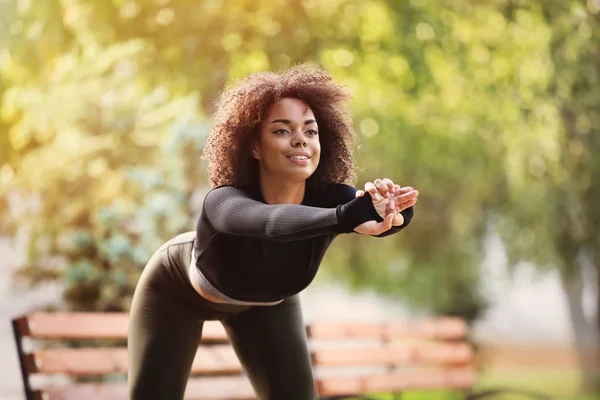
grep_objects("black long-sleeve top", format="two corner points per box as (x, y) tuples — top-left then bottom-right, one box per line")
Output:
(193, 183), (414, 302)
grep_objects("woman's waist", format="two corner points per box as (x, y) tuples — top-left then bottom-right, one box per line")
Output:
(188, 248), (286, 306)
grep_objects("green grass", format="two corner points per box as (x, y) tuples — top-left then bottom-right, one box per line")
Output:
(476, 368), (596, 399)
(341, 368), (600, 400)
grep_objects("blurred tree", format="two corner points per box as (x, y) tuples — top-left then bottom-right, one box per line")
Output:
(313, 0), (547, 321)
(494, 0), (600, 392)
(53, 0), (318, 111)
(1, 36), (205, 310)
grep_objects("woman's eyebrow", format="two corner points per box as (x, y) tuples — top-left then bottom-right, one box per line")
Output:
(269, 119), (317, 125)
(269, 119), (291, 125)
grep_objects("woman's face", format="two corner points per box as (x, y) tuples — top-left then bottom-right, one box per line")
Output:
(253, 97), (321, 183)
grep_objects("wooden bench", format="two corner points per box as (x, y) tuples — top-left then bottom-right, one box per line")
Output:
(11, 312), (551, 400)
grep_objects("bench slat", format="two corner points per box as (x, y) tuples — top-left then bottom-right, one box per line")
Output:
(16, 313), (468, 341)
(27, 345), (242, 375)
(313, 342), (473, 367)
(16, 313), (228, 341)
(34, 369), (476, 400)
(308, 318), (468, 340)
(26, 342), (472, 376)
(35, 376), (255, 400)
(317, 367), (477, 396)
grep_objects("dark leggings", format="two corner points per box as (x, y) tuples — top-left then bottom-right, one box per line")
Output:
(127, 232), (316, 400)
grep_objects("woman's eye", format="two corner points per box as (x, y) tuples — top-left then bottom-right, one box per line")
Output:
(306, 129), (318, 136)
(274, 129), (289, 135)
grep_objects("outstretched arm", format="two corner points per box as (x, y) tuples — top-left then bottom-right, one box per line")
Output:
(198, 185), (391, 241)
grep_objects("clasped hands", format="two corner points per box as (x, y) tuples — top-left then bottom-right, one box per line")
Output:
(354, 178), (419, 236)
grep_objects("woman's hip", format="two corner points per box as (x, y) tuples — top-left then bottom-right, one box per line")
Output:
(131, 232), (250, 321)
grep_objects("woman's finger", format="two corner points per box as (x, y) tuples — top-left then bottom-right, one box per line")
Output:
(396, 198), (417, 211)
(392, 186), (412, 196)
(382, 178), (395, 194)
(374, 179), (390, 197)
(388, 186), (397, 211)
(392, 189), (418, 203)
(355, 190), (365, 198)
(383, 213), (394, 230)
(364, 181), (381, 201)
(373, 215), (392, 235)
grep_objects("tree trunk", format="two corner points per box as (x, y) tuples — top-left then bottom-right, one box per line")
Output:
(560, 267), (600, 392)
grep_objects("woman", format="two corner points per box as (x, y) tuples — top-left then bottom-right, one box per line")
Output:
(127, 64), (419, 400)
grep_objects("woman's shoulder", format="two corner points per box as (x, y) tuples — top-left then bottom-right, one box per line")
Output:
(205, 184), (255, 196)
(203, 185), (258, 206)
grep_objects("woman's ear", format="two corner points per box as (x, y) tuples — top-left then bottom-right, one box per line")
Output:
(252, 144), (261, 160)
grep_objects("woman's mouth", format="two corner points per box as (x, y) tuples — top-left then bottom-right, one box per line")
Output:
(287, 155), (311, 165)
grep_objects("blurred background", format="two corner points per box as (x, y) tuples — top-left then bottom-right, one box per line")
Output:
(1, 0), (599, 399)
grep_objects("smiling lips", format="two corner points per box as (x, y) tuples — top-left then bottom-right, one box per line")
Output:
(287, 152), (311, 165)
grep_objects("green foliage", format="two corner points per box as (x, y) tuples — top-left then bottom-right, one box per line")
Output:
(1, 0), (598, 331)
(1, 35), (205, 311)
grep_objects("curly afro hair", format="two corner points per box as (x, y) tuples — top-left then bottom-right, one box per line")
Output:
(202, 64), (357, 188)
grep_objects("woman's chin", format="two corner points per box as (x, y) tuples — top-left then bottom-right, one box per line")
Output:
(284, 168), (316, 182)
(261, 165), (317, 183)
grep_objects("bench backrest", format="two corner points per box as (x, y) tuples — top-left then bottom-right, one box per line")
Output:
(12, 312), (476, 400)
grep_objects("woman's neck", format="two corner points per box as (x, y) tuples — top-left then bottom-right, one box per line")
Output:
(259, 177), (306, 205)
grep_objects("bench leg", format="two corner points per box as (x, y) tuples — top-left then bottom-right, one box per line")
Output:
(12, 318), (34, 400)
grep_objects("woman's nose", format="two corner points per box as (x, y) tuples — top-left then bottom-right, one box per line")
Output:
(292, 132), (307, 147)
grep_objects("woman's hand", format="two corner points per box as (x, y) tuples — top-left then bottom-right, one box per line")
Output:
(354, 178), (418, 235)
(352, 212), (396, 236)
